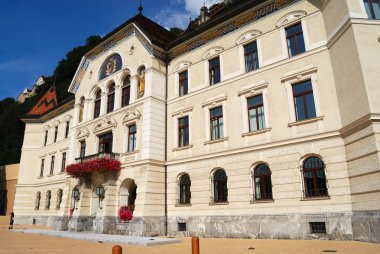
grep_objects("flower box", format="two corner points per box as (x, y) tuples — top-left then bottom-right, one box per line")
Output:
(65, 158), (121, 178)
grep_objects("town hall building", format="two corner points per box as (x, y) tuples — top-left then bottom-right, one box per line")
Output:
(13, 0), (380, 242)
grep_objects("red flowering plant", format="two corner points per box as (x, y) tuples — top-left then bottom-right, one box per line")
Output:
(65, 158), (121, 178)
(118, 206), (133, 222)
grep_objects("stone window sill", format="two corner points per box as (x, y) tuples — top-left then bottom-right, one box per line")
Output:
(300, 196), (330, 201)
(288, 116), (324, 127)
(173, 145), (193, 152)
(209, 202), (229, 206)
(250, 199), (274, 204)
(204, 137), (229, 145)
(242, 128), (272, 137)
(175, 203), (192, 207)
(124, 150), (139, 156)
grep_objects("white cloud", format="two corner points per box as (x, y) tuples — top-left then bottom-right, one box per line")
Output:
(155, 0), (222, 29)
(155, 9), (192, 29)
(184, 0), (221, 15)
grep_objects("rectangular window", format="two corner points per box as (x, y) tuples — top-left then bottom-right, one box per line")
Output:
(50, 156), (55, 175)
(54, 126), (58, 142)
(44, 131), (48, 146)
(80, 141), (86, 158)
(248, 95), (266, 132)
(209, 57), (221, 85)
(98, 132), (113, 154)
(309, 222), (327, 234)
(39, 159), (45, 177)
(210, 107), (224, 140)
(364, 0), (380, 19)
(292, 80), (317, 121)
(128, 125), (137, 152)
(65, 121), (70, 139)
(244, 41), (259, 72)
(179, 70), (188, 97)
(61, 152), (66, 172)
(286, 23), (305, 57)
(178, 116), (189, 147)
(178, 222), (187, 232)
(122, 84), (130, 107)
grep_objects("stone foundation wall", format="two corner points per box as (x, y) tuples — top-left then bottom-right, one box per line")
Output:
(15, 215), (165, 237)
(168, 213), (354, 240)
(351, 211), (380, 243)
(14, 213), (380, 242)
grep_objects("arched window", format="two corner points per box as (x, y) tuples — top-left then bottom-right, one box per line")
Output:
(122, 75), (131, 107)
(79, 97), (85, 123)
(303, 157), (328, 198)
(107, 84), (115, 113)
(137, 66), (145, 98)
(253, 164), (272, 200)
(45, 190), (51, 210)
(213, 169), (228, 203)
(56, 189), (63, 210)
(94, 90), (101, 119)
(179, 174), (191, 204)
(35, 191), (41, 210)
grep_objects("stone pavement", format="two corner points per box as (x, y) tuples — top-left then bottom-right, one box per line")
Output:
(12, 228), (180, 246)
(1, 216), (379, 254)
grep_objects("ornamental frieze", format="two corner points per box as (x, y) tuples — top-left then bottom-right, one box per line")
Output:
(169, 0), (298, 59)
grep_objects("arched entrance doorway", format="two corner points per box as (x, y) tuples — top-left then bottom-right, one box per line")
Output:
(119, 179), (137, 211)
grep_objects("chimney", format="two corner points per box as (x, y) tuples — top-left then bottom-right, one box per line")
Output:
(199, 6), (209, 25)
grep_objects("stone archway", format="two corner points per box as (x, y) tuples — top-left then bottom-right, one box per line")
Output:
(119, 178), (137, 211)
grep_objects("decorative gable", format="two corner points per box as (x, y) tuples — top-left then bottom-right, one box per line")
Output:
(276, 11), (307, 27)
(93, 118), (118, 134)
(122, 110), (141, 125)
(76, 127), (90, 139)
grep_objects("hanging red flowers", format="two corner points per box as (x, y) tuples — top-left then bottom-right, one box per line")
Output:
(65, 158), (121, 178)
(118, 206), (133, 222)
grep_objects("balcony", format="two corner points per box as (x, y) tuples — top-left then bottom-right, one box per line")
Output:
(75, 153), (121, 163)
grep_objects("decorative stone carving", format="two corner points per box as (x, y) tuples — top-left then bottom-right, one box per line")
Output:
(122, 110), (141, 125)
(236, 30), (262, 45)
(93, 118), (118, 134)
(276, 10), (307, 27)
(202, 46), (224, 59)
(174, 61), (192, 72)
(76, 127), (90, 139)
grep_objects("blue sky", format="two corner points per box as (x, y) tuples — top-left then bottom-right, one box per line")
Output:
(0, 0), (220, 100)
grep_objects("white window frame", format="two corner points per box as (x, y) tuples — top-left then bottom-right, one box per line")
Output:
(281, 66), (322, 125)
(238, 81), (270, 134)
(172, 107), (193, 149)
(202, 95), (228, 143)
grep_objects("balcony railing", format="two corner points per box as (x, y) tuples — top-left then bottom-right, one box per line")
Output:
(75, 153), (120, 163)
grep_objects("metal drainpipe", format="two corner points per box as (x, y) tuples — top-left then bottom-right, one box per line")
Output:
(164, 47), (169, 236)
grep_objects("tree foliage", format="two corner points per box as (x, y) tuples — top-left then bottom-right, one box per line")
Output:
(0, 35), (101, 166)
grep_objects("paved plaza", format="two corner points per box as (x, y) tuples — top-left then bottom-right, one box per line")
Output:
(1, 217), (379, 254)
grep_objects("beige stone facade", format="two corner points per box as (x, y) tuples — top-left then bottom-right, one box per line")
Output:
(0, 164), (19, 215)
(13, 0), (380, 242)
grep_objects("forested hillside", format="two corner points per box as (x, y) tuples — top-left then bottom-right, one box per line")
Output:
(0, 36), (101, 166)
